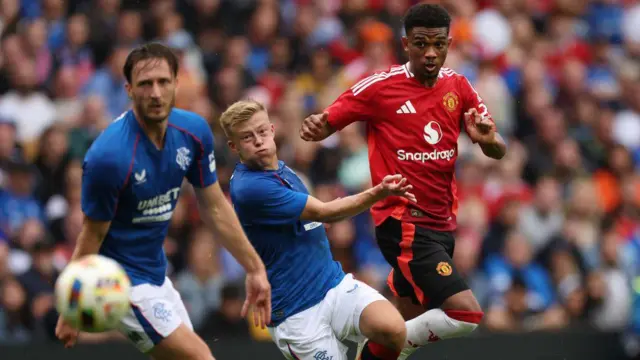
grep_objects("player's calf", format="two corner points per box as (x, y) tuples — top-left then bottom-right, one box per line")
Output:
(358, 300), (406, 360)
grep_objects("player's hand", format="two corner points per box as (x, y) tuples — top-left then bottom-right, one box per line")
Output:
(300, 112), (330, 141)
(380, 174), (417, 203)
(464, 108), (496, 144)
(242, 269), (272, 329)
(55, 316), (79, 348)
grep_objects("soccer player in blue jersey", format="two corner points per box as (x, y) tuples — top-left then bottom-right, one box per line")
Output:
(55, 43), (271, 359)
(221, 99), (416, 360)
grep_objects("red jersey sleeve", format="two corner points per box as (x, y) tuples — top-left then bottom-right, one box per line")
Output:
(324, 74), (381, 131)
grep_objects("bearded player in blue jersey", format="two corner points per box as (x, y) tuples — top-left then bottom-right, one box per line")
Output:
(221, 99), (415, 360)
(55, 43), (271, 360)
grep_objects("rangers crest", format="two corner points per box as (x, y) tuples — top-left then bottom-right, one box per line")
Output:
(176, 147), (192, 171)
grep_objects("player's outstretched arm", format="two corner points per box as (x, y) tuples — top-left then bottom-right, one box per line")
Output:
(194, 182), (271, 328)
(56, 216), (111, 348)
(301, 174), (416, 223)
(57, 151), (121, 348)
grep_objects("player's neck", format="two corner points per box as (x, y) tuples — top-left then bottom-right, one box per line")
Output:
(141, 121), (168, 150)
(243, 156), (279, 171)
(409, 63), (439, 88)
(416, 73), (438, 88)
(134, 110), (168, 150)
(264, 157), (279, 171)
(422, 77), (438, 88)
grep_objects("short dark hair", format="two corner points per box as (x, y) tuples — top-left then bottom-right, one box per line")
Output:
(123, 43), (179, 84)
(403, 3), (451, 35)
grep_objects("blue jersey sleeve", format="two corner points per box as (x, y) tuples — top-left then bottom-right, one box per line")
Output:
(186, 117), (218, 188)
(81, 156), (123, 221)
(234, 175), (309, 225)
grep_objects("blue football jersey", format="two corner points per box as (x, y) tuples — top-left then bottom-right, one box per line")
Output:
(81, 109), (217, 286)
(229, 161), (345, 326)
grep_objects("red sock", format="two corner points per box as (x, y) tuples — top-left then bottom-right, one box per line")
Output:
(444, 310), (484, 324)
(359, 341), (400, 360)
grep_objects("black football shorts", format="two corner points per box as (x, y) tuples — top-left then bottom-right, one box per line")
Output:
(375, 217), (469, 308)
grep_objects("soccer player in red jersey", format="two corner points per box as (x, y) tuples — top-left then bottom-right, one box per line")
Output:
(300, 4), (506, 359)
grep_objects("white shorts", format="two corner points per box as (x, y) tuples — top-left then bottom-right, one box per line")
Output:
(268, 273), (386, 360)
(118, 277), (193, 353)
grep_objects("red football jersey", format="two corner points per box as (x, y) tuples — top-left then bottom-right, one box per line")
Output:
(325, 63), (494, 232)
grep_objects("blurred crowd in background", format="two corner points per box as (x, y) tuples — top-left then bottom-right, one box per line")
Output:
(1, 0), (640, 355)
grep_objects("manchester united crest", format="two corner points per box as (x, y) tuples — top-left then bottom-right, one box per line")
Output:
(442, 92), (459, 112)
(436, 261), (453, 276)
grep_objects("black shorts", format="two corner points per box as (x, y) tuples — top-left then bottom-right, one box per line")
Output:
(375, 218), (469, 308)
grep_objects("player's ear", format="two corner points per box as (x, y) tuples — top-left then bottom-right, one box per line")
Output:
(227, 139), (237, 152)
(124, 81), (133, 100)
(448, 36), (453, 47)
(401, 36), (409, 52)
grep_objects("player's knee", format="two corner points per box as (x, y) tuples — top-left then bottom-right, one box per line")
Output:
(441, 290), (482, 313)
(190, 345), (215, 360)
(456, 299), (482, 313)
(373, 314), (406, 351)
(362, 302), (407, 351)
(462, 295), (482, 313)
(195, 341), (215, 360)
(180, 337), (214, 360)
(385, 318), (407, 351)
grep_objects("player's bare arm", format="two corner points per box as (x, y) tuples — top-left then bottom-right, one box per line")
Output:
(464, 108), (507, 160)
(194, 182), (265, 273)
(56, 216), (111, 348)
(70, 216), (111, 261)
(300, 112), (335, 141)
(479, 131), (507, 159)
(300, 174), (416, 223)
(194, 181), (272, 328)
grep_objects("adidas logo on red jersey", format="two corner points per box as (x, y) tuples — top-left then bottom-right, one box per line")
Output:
(396, 100), (417, 114)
